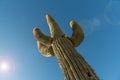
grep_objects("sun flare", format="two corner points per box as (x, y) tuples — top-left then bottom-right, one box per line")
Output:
(0, 61), (10, 73)
(0, 57), (15, 75)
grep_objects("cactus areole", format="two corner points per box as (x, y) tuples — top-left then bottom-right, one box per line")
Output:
(33, 14), (99, 80)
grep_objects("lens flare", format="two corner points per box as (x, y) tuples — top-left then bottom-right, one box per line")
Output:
(0, 56), (15, 75)
(0, 61), (10, 73)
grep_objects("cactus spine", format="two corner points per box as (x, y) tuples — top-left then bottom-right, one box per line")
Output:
(33, 14), (99, 80)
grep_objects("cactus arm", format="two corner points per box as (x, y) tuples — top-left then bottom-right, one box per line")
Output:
(33, 27), (54, 57)
(33, 28), (52, 45)
(37, 41), (54, 57)
(69, 21), (84, 47)
(46, 14), (64, 38)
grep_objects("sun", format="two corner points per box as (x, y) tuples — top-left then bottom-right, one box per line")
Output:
(0, 57), (15, 75)
(0, 61), (10, 73)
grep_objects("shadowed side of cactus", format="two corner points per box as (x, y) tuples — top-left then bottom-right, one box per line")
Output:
(33, 14), (99, 80)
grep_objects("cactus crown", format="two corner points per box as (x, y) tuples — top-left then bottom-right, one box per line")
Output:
(33, 14), (84, 47)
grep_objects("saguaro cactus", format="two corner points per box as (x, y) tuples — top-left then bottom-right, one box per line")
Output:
(33, 14), (99, 80)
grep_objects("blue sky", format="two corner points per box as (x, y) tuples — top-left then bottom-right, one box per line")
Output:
(0, 0), (120, 80)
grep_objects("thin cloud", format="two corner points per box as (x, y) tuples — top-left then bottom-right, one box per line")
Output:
(80, 15), (104, 36)
(80, 0), (120, 36)
(80, 20), (96, 36)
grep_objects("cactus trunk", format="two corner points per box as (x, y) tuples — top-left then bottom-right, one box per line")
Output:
(52, 37), (98, 80)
